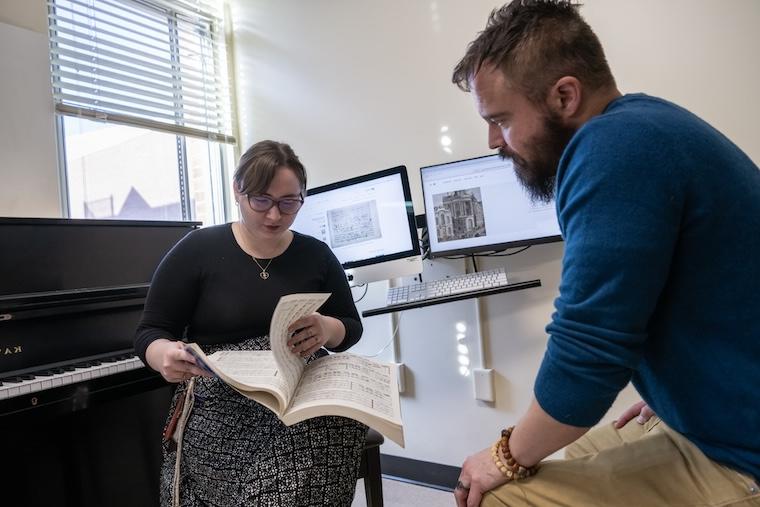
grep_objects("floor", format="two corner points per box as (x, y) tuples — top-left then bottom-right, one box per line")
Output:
(352, 477), (454, 507)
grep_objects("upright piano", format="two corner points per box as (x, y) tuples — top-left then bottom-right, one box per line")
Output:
(0, 217), (198, 507)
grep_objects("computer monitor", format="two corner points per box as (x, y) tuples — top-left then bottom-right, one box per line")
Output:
(291, 165), (422, 286)
(420, 154), (562, 257)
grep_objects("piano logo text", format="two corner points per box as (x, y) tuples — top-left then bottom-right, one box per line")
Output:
(2, 345), (22, 356)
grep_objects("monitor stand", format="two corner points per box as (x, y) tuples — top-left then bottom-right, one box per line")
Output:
(345, 255), (423, 287)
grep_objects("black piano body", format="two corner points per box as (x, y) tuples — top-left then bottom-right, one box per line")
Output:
(0, 217), (199, 507)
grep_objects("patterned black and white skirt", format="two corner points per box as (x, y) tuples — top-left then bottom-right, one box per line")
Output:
(160, 336), (368, 507)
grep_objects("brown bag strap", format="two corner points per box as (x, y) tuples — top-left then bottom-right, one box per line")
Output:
(162, 387), (187, 444)
(172, 378), (196, 507)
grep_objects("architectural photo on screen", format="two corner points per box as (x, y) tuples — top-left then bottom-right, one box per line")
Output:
(432, 187), (486, 242)
(421, 155), (562, 257)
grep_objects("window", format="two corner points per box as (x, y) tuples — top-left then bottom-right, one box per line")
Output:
(48, 0), (236, 224)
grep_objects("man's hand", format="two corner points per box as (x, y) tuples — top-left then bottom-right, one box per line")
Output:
(614, 400), (655, 429)
(454, 446), (509, 507)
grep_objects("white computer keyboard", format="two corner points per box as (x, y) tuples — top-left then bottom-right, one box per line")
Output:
(385, 267), (509, 306)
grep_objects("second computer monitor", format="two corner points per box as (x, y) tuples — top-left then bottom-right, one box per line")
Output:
(291, 165), (422, 286)
(420, 154), (562, 257)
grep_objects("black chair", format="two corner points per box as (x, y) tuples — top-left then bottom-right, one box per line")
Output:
(358, 428), (384, 507)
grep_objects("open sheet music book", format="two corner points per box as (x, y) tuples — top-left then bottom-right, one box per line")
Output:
(185, 293), (404, 447)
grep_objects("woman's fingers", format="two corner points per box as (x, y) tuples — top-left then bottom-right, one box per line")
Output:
(287, 314), (315, 336)
(287, 327), (312, 348)
(165, 364), (208, 382)
(288, 317), (327, 356)
(290, 333), (322, 357)
(160, 342), (210, 382)
(301, 338), (323, 358)
(287, 313), (331, 357)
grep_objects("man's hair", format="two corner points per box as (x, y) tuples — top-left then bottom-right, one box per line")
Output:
(234, 140), (307, 196)
(452, 0), (615, 104)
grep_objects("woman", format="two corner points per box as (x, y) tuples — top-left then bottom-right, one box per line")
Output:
(135, 140), (367, 506)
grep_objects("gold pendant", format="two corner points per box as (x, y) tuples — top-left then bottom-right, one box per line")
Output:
(260, 271), (269, 280)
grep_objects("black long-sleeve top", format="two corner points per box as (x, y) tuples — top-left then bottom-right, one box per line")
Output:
(134, 224), (363, 365)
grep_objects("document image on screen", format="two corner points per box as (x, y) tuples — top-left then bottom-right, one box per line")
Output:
(290, 167), (421, 281)
(432, 187), (486, 243)
(327, 200), (382, 248)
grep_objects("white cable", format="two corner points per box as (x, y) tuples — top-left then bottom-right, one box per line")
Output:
(360, 312), (403, 358)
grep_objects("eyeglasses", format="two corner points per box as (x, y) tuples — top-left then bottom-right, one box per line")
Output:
(246, 194), (304, 214)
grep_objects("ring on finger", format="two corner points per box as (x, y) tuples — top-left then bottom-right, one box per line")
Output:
(456, 480), (470, 491)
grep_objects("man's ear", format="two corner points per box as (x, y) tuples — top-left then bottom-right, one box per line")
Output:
(547, 76), (581, 119)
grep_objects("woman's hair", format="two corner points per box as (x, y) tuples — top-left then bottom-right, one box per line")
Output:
(452, 0), (616, 105)
(233, 140), (307, 195)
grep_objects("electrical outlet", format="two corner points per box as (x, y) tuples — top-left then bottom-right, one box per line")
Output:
(473, 368), (494, 402)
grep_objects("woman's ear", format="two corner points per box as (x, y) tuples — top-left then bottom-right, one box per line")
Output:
(232, 180), (243, 203)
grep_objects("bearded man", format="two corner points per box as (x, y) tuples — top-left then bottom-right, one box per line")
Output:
(451, 2), (760, 506)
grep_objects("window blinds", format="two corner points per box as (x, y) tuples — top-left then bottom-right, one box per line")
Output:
(48, 0), (236, 144)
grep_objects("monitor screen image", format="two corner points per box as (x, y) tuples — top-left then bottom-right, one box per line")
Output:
(420, 154), (562, 257)
(291, 166), (422, 285)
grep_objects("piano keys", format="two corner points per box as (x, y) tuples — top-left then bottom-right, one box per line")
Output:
(0, 351), (157, 422)
(0, 352), (141, 399)
(0, 217), (198, 507)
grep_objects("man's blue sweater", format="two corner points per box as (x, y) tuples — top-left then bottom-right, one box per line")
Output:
(535, 94), (760, 479)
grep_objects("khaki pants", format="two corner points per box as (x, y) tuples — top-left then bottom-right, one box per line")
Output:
(483, 418), (760, 507)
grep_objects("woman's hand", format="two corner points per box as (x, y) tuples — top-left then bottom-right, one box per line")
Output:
(454, 446), (509, 507)
(614, 400), (656, 429)
(145, 339), (211, 383)
(287, 312), (344, 357)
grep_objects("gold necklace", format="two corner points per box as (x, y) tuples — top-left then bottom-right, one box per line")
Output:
(251, 256), (273, 280)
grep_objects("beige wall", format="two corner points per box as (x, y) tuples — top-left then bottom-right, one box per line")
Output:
(0, 0), (59, 218)
(0, 19), (60, 218)
(0, 0), (47, 33)
(582, 0), (759, 167)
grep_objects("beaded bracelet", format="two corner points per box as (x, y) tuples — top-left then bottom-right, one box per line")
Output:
(491, 426), (538, 480)
(490, 438), (510, 477)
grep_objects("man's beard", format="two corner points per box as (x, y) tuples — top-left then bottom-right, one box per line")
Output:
(499, 115), (576, 203)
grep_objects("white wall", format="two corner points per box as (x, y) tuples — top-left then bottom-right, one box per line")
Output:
(230, 0), (760, 467)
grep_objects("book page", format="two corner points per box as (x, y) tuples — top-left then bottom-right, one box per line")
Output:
(207, 350), (288, 394)
(269, 293), (331, 400)
(185, 344), (289, 414)
(289, 354), (402, 424)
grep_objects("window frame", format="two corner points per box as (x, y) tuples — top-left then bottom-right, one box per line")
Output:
(48, 0), (237, 224)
